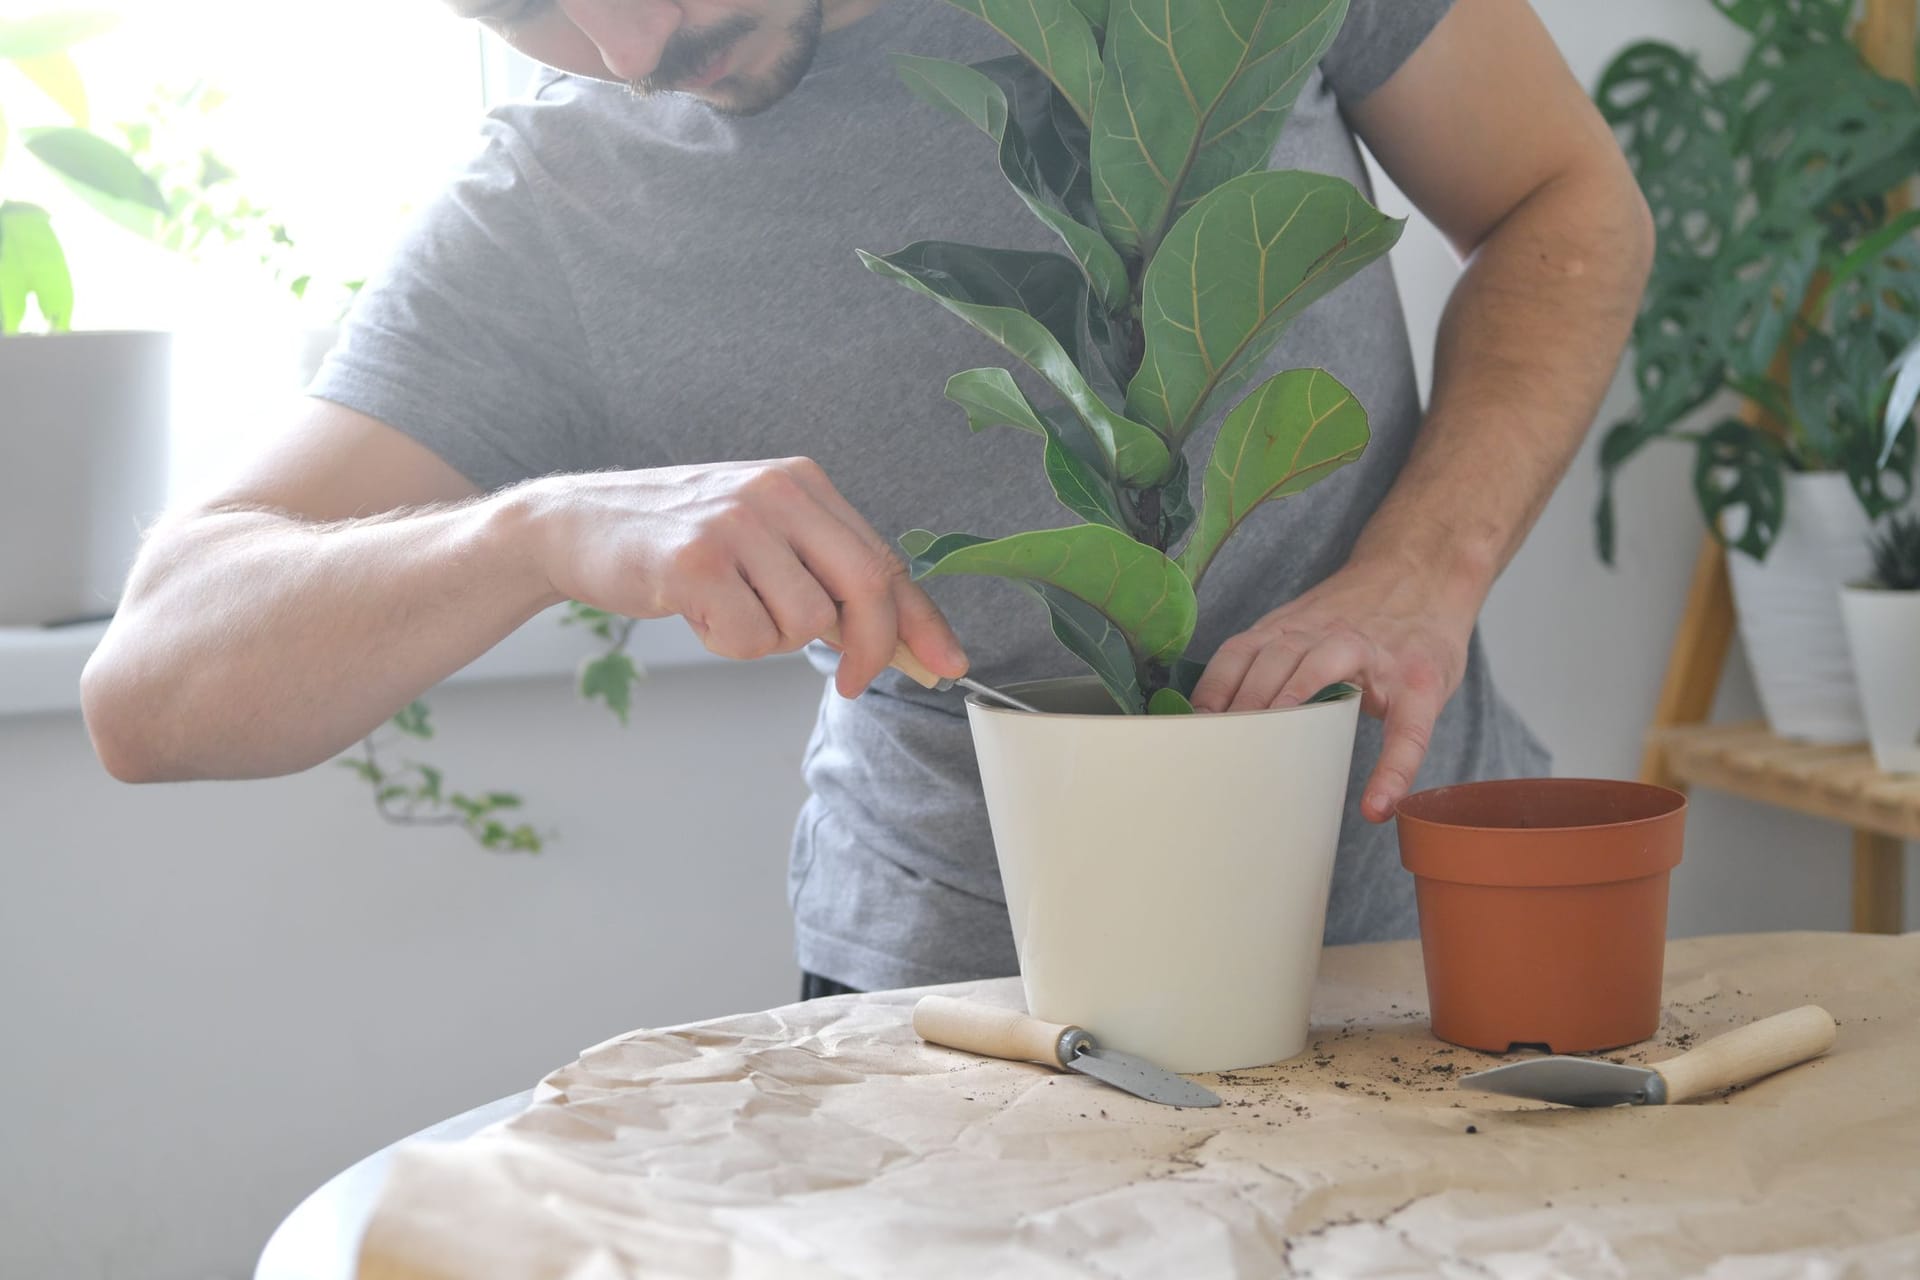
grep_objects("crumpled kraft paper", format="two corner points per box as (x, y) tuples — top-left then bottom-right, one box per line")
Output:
(357, 932), (1920, 1279)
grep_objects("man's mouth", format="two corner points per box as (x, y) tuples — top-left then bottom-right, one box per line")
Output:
(681, 43), (737, 91)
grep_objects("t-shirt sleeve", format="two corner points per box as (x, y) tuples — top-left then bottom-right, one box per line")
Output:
(1318, 0), (1454, 107)
(310, 106), (604, 494)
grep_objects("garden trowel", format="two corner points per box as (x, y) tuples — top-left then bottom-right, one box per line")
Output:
(912, 995), (1222, 1108)
(820, 624), (1041, 712)
(1461, 1005), (1837, 1107)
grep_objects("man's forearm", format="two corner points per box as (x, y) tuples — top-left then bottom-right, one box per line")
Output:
(1349, 159), (1654, 603)
(81, 488), (562, 783)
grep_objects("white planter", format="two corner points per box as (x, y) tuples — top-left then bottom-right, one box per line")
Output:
(1839, 585), (1920, 774)
(1726, 471), (1872, 743)
(967, 677), (1361, 1073)
(0, 331), (172, 627)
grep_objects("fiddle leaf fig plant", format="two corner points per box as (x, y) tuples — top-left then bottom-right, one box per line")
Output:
(1592, 0), (1920, 564)
(864, 0), (1403, 713)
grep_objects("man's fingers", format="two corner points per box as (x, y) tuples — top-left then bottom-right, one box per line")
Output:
(776, 458), (965, 687)
(1190, 638), (1259, 712)
(1363, 688), (1441, 823)
(734, 533), (840, 654)
(892, 576), (969, 680)
(685, 571), (782, 661)
(1225, 642), (1308, 712)
(1273, 636), (1367, 709)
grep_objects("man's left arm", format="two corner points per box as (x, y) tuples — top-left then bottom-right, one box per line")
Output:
(1191, 0), (1655, 822)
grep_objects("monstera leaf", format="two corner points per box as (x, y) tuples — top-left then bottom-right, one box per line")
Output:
(1089, 0), (1347, 258)
(1692, 418), (1788, 559)
(1706, 218), (1824, 381)
(902, 525), (1197, 663)
(1596, 41), (1738, 265)
(1176, 368), (1369, 582)
(1127, 171), (1401, 443)
(891, 55), (1127, 309)
(942, 0), (1102, 126)
(860, 241), (1170, 483)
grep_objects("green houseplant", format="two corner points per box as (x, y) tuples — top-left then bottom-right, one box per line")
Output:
(859, 0), (1401, 715)
(1593, 0), (1920, 564)
(1, 8), (177, 627)
(851, 0), (1402, 1072)
(1840, 512), (1920, 771)
(1593, 0), (1920, 743)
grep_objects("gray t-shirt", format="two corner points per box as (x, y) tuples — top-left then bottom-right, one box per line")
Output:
(315, 0), (1549, 990)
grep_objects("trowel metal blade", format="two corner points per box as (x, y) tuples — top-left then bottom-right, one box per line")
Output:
(1068, 1046), (1222, 1108)
(1462, 1056), (1667, 1108)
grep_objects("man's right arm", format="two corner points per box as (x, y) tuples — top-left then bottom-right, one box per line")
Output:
(81, 399), (967, 783)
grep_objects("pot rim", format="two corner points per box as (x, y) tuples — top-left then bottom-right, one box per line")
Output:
(1394, 776), (1686, 834)
(963, 673), (1361, 720)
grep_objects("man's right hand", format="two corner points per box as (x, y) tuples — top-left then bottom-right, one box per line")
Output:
(525, 457), (968, 698)
(83, 402), (968, 784)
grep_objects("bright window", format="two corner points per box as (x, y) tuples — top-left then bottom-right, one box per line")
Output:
(9, 1), (527, 500)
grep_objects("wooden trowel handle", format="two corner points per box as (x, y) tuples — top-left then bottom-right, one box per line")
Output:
(1652, 1005), (1838, 1103)
(819, 623), (943, 689)
(914, 996), (1077, 1069)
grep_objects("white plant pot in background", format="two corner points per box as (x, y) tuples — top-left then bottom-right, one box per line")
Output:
(1839, 586), (1920, 774)
(967, 677), (1361, 1073)
(1726, 471), (1873, 743)
(0, 331), (171, 627)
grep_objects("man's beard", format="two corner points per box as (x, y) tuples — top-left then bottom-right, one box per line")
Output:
(629, 1), (825, 118)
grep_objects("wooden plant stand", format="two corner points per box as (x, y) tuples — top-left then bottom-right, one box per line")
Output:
(1640, 538), (1913, 934)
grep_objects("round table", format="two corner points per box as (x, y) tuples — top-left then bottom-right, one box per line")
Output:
(253, 1091), (532, 1280)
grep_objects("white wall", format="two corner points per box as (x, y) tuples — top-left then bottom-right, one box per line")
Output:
(2, 3), (1912, 1278)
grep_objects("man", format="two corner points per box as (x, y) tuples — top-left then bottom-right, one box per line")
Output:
(81, 0), (1652, 997)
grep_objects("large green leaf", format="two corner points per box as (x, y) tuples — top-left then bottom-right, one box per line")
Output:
(0, 10), (117, 59)
(942, 0), (1102, 126)
(0, 201), (73, 332)
(1692, 418), (1788, 560)
(1706, 218), (1823, 381)
(860, 241), (1170, 483)
(1708, 0), (1848, 36)
(1595, 41), (1738, 266)
(1127, 171), (1401, 443)
(903, 524), (1197, 662)
(1627, 263), (1725, 435)
(1029, 581), (1145, 712)
(1147, 688), (1193, 715)
(22, 127), (168, 237)
(1736, 41), (1919, 214)
(899, 528), (1147, 712)
(1175, 368), (1368, 582)
(890, 54), (1128, 309)
(1089, 0), (1348, 258)
(944, 367), (1129, 530)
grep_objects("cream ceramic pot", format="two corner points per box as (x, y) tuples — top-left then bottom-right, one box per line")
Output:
(966, 677), (1361, 1074)
(1725, 472), (1873, 743)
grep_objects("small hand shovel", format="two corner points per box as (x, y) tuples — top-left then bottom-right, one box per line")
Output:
(1461, 1005), (1837, 1107)
(820, 624), (1041, 712)
(913, 996), (1222, 1108)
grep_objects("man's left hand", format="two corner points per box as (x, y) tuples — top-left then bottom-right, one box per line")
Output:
(1189, 554), (1478, 824)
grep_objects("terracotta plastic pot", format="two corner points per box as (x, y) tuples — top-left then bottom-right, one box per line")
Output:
(1396, 778), (1686, 1054)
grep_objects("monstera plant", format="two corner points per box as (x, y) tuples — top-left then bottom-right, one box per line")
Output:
(858, 0), (1402, 713)
(1592, 0), (1920, 564)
